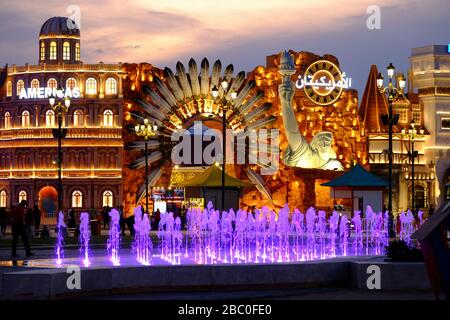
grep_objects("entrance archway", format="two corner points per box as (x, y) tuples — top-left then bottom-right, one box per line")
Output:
(38, 186), (58, 218)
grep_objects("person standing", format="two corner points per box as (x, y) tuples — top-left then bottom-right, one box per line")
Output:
(102, 206), (110, 229)
(11, 200), (33, 258)
(68, 209), (76, 228)
(0, 207), (7, 236)
(119, 206), (125, 236)
(25, 207), (34, 239)
(33, 204), (42, 235)
(155, 208), (161, 225)
(125, 213), (135, 238)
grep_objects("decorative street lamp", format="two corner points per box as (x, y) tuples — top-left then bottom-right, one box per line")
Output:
(377, 63), (405, 237)
(401, 120), (425, 214)
(134, 118), (158, 215)
(49, 91), (70, 212)
(212, 81), (237, 212)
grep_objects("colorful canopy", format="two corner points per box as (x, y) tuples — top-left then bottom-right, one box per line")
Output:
(173, 165), (253, 188)
(321, 164), (388, 188)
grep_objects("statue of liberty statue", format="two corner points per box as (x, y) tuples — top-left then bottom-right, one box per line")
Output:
(278, 51), (343, 171)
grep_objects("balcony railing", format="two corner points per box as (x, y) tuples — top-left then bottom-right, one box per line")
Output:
(8, 62), (123, 74)
(0, 168), (122, 179)
(0, 127), (122, 140)
(369, 152), (425, 165)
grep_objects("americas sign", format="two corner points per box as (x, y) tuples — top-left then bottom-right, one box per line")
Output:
(18, 87), (81, 100)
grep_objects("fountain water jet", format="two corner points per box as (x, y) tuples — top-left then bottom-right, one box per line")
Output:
(55, 211), (66, 266)
(132, 206), (153, 265)
(339, 214), (349, 256)
(107, 208), (121, 265)
(352, 210), (363, 255)
(79, 212), (91, 267)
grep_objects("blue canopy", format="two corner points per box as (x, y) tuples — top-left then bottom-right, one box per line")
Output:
(321, 164), (388, 188)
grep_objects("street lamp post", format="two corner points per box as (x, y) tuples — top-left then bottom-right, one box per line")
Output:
(377, 63), (405, 238)
(134, 119), (158, 215)
(401, 121), (424, 214)
(49, 92), (70, 213)
(212, 82), (237, 212)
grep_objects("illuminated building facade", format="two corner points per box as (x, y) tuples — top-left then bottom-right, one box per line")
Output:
(0, 17), (124, 216)
(360, 64), (435, 215)
(410, 44), (450, 206)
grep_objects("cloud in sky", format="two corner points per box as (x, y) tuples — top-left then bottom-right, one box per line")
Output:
(0, 0), (449, 94)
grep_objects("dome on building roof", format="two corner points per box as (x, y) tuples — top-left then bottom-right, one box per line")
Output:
(39, 16), (80, 36)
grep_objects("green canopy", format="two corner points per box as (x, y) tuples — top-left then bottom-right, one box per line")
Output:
(321, 164), (388, 188)
(173, 165), (253, 188)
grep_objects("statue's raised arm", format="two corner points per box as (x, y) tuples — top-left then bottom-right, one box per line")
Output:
(278, 79), (306, 153)
(278, 51), (308, 162)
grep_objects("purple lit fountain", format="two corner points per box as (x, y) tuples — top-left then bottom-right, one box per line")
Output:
(399, 210), (415, 245)
(55, 211), (66, 266)
(305, 207), (316, 260)
(328, 211), (340, 258)
(48, 201), (399, 269)
(418, 210), (424, 226)
(79, 212), (91, 267)
(339, 214), (349, 256)
(351, 210), (363, 255)
(317, 210), (327, 259)
(107, 208), (121, 265)
(132, 206), (153, 265)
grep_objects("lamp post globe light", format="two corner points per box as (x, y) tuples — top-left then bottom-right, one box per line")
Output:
(49, 90), (70, 213)
(211, 81), (237, 212)
(401, 121), (425, 215)
(134, 118), (158, 215)
(377, 63), (406, 238)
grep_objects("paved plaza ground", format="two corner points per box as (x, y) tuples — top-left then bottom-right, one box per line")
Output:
(81, 287), (434, 300)
(0, 226), (436, 300)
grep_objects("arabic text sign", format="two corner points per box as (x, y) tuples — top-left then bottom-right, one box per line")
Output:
(295, 72), (352, 93)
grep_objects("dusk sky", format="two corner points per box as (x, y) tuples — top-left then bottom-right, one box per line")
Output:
(0, 0), (448, 94)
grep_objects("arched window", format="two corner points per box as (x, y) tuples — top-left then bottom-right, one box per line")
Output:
(63, 42), (70, 60)
(18, 190), (27, 202)
(6, 81), (12, 97)
(0, 190), (7, 207)
(85, 78), (97, 95)
(72, 190), (83, 208)
(47, 78), (57, 89)
(4, 112), (11, 129)
(40, 42), (45, 60)
(102, 190), (113, 207)
(16, 80), (24, 96)
(105, 78), (117, 95)
(103, 109), (114, 127)
(46, 109), (55, 127)
(73, 109), (84, 126)
(49, 41), (57, 60)
(31, 79), (39, 89)
(75, 43), (80, 61)
(66, 77), (77, 90)
(21, 110), (30, 127)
